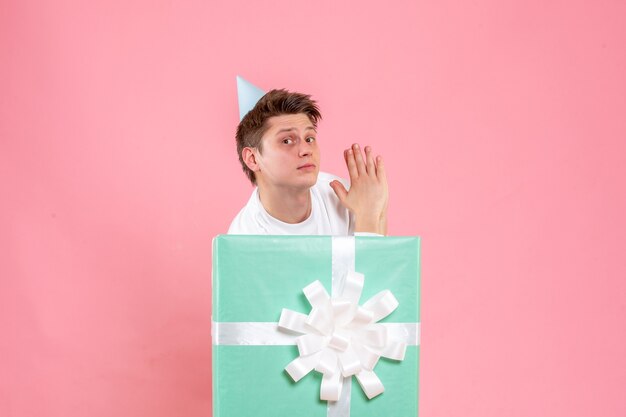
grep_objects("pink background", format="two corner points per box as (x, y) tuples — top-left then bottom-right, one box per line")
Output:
(2, 0), (625, 416)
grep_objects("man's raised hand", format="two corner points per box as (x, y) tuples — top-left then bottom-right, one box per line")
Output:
(330, 143), (388, 235)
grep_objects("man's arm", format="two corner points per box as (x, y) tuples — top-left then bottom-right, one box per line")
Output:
(329, 143), (388, 235)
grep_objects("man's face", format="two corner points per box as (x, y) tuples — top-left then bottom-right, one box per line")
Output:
(254, 113), (320, 190)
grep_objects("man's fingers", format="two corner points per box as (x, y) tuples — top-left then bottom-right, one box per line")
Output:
(352, 143), (367, 176)
(345, 148), (359, 179)
(376, 155), (387, 184)
(365, 146), (375, 176)
(329, 180), (349, 205)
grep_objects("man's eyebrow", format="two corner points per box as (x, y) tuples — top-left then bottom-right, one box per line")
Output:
(275, 126), (317, 135)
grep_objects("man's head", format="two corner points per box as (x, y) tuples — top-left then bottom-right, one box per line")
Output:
(236, 89), (322, 186)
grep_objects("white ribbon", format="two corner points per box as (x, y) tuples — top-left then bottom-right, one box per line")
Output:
(280, 267), (410, 402)
(212, 236), (420, 417)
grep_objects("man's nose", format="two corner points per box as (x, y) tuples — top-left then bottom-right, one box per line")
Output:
(298, 139), (313, 156)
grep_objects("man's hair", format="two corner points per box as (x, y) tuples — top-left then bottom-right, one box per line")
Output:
(236, 89), (322, 184)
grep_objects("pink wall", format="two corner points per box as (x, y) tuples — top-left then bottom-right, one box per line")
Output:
(2, 0), (625, 416)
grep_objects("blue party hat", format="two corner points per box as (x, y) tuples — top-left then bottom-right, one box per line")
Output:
(237, 76), (266, 121)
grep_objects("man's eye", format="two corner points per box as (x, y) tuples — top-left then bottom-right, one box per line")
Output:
(282, 138), (293, 144)
(306, 137), (316, 143)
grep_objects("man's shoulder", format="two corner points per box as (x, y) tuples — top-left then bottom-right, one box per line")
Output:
(311, 171), (352, 233)
(311, 171), (349, 211)
(227, 188), (263, 234)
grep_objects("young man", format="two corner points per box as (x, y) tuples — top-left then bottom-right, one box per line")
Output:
(228, 89), (388, 235)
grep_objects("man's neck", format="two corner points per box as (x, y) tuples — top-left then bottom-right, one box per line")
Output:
(257, 183), (312, 224)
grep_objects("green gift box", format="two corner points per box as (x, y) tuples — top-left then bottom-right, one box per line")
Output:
(212, 235), (421, 417)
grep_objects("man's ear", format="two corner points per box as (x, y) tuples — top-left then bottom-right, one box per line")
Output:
(242, 147), (260, 173)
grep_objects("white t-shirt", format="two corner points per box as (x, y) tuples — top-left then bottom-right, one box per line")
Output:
(228, 172), (354, 235)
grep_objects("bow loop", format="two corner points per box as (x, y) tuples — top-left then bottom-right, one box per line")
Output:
(362, 290), (399, 322)
(278, 309), (309, 334)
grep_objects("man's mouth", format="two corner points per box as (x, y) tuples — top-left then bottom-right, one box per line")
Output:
(298, 164), (316, 170)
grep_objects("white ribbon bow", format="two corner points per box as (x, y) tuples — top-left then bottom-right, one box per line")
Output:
(278, 271), (407, 401)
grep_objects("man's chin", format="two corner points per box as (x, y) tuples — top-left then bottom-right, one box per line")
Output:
(294, 170), (319, 189)
(305, 170), (319, 185)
